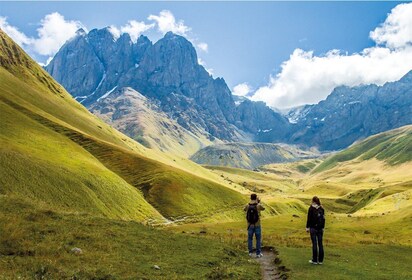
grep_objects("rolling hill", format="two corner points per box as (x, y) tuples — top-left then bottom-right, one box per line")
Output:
(0, 29), (246, 221)
(191, 142), (319, 169)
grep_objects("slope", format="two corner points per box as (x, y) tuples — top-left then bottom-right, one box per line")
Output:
(191, 142), (319, 169)
(0, 29), (245, 221)
(90, 87), (214, 157)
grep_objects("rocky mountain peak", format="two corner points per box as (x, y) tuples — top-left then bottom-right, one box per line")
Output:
(75, 28), (87, 37)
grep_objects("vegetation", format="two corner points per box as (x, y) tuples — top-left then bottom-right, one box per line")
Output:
(312, 126), (412, 173)
(0, 196), (259, 279)
(1, 29), (412, 279)
(0, 30), (253, 278)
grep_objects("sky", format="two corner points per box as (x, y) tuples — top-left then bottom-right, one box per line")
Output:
(1, 1), (412, 109)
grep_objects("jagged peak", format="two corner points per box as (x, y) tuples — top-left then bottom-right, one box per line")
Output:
(136, 34), (151, 45)
(75, 28), (87, 36)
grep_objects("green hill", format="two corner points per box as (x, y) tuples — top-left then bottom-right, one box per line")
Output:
(0, 29), (256, 278)
(0, 30), (245, 221)
(312, 125), (412, 174)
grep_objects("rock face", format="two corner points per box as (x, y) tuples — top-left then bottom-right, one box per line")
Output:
(286, 71), (412, 150)
(46, 29), (259, 142)
(190, 142), (319, 169)
(90, 87), (214, 157)
(46, 28), (412, 153)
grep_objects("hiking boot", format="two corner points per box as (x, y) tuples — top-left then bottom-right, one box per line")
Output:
(318, 262), (323, 265)
(256, 253), (263, 258)
(249, 253), (254, 257)
(309, 260), (318, 265)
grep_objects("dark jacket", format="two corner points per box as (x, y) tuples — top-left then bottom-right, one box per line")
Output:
(244, 200), (265, 227)
(306, 203), (325, 229)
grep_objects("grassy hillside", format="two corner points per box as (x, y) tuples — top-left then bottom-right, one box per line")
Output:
(191, 142), (319, 169)
(313, 125), (412, 173)
(0, 29), (244, 220)
(91, 87), (214, 158)
(0, 195), (258, 279)
(189, 127), (412, 278)
(0, 29), (246, 221)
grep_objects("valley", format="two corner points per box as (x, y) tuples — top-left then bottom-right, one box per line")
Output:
(1, 7), (412, 278)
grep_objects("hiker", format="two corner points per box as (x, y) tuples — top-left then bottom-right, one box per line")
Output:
(244, 193), (265, 258)
(306, 196), (325, 265)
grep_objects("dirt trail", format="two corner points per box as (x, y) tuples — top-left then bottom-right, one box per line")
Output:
(255, 246), (288, 280)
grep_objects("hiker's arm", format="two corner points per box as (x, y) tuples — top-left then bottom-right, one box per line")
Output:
(306, 207), (311, 231)
(258, 204), (265, 211)
(244, 205), (248, 211)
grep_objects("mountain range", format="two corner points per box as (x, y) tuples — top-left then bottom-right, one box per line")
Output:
(46, 27), (412, 156)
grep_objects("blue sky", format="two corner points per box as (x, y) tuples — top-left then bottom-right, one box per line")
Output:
(1, 1), (412, 108)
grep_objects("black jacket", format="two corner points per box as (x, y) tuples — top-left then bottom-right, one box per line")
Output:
(306, 205), (325, 229)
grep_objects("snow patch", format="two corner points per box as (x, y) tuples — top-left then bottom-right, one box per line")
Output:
(97, 86), (118, 102)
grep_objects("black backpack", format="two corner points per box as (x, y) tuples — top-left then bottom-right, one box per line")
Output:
(314, 207), (325, 229)
(246, 203), (259, 225)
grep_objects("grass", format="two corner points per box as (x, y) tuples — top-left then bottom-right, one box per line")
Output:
(312, 126), (412, 173)
(1, 29), (412, 279)
(0, 30), (246, 221)
(0, 196), (259, 279)
(278, 245), (412, 280)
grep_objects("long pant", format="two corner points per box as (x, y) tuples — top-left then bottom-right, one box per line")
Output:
(248, 225), (262, 255)
(310, 228), (324, 262)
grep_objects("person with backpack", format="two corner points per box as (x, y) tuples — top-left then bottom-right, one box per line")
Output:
(306, 196), (325, 265)
(244, 193), (265, 258)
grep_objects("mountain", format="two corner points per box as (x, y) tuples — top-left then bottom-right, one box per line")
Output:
(46, 27), (412, 153)
(45, 28), (289, 150)
(0, 29), (246, 221)
(90, 87), (214, 156)
(191, 142), (319, 169)
(312, 124), (412, 174)
(286, 72), (412, 150)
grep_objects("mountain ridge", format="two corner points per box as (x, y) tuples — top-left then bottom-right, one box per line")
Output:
(46, 28), (412, 153)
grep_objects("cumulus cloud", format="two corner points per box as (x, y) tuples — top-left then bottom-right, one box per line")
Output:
(31, 12), (84, 56)
(107, 25), (121, 39)
(252, 3), (412, 109)
(2, 10), (209, 68)
(370, 3), (412, 49)
(197, 42), (208, 52)
(232, 83), (252, 97)
(0, 12), (83, 61)
(120, 20), (154, 42)
(0, 16), (31, 45)
(148, 10), (191, 36)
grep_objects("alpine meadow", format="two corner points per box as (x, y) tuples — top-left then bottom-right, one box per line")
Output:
(0, 2), (411, 280)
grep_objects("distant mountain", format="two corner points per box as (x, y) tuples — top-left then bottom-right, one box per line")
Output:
(312, 124), (412, 174)
(191, 142), (319, 169)
(45, 28), (288, 149)
(286, 71), (412, 150)
(0, 29), (245, 221)
(46, 27), (412, 153)
(90, 87), (214, 156)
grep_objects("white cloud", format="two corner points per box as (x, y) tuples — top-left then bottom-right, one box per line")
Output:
(0, 16), (31, 45)
(32, 12), (84, 56)
(370, 3), (412, 49)
(197, 42), (208, 52)
(120, 20), (154, 42)
(107, 25), (121, 40)
(252, 3), (412, 109)
(148, 10), (191, 36)
(232, 83), (252, 97)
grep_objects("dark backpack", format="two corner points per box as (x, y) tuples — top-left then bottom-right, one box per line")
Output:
(314, 207), (325, 229)
(246, 203), (259, 225)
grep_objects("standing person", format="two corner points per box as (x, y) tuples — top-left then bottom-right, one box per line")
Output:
(306, 196), (325, 265)
(244, 193), (265, 258)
